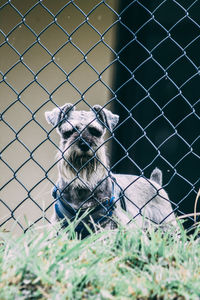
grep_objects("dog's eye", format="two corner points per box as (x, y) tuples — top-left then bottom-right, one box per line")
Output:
(62, 129), (75, 139)
(88, 127), (102, 137)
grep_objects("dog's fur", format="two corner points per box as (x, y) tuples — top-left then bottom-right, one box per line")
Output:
(45, 103), (177, 232)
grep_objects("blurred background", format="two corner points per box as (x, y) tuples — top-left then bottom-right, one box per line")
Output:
(0, 0), (199, 234)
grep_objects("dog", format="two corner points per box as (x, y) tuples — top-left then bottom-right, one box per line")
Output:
(45, 103), (177, 237)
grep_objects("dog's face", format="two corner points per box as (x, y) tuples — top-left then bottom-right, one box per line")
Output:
(45, 104), (119, 184)
(58, 110), (106, 160)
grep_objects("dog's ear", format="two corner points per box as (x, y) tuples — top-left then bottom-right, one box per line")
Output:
(45, 103), (75, 127)
(93, 105), (119, 132)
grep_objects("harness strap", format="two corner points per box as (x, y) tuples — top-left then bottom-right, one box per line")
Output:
(52, 176), (126, 234)
(119, 191), (126, 211)
(110, 175), (126, 212)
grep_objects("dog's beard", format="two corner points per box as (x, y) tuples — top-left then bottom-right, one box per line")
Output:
(68, 152), (96, 171)
(57, 147), (108, 189)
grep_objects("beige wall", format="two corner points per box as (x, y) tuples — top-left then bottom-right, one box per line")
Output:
(0, 0), (119, 233)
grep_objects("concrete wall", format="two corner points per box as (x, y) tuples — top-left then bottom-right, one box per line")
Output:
(0, 0), (119, 233)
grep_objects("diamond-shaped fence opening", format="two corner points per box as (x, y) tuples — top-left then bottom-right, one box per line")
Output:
(8, 24), (36, 53)
(0, 0), (199, 234)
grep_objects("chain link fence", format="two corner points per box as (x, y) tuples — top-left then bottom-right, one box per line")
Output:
(0, 0), (199, 233)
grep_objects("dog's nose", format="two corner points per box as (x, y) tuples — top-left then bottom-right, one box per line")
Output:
(78, 139), (90, 152)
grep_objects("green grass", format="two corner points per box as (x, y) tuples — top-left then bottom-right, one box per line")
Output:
(0, 221), (200, 300)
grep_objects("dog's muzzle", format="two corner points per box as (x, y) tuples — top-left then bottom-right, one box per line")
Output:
(78, 139), (91, 152)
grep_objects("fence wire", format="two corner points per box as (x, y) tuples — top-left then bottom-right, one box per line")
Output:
(0, 0), (199, 233)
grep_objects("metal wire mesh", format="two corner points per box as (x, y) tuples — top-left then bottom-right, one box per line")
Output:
(0, 0), (199, 233)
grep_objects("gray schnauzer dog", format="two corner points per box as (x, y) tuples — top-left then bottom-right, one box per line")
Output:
(45, 103), (177, 237)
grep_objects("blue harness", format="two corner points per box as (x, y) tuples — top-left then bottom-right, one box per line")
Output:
(52, 177), (126, 237)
